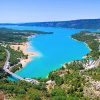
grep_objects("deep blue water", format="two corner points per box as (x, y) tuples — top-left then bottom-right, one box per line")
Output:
(0, 26), (90, 78)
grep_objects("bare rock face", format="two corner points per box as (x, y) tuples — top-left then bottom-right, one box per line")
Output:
(93, 82), (100, 91)
(84, 86), (100, 99)
(83, 76), (100, 99)
(0, 91), (4, 100)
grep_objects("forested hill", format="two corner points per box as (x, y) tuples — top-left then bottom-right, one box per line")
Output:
(17, 19), (100, 29)
(0, 28), (51, 43)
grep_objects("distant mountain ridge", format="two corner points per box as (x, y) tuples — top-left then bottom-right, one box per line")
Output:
(0, 19), (100, 29)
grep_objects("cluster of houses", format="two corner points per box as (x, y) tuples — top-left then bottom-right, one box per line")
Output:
(83, 60), (96, 70)
(25, 78), (39, 84)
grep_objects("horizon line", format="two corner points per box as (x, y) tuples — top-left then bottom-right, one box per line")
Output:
(0, 18), (100, 24)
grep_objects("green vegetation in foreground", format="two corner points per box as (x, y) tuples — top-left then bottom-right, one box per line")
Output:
(0, 51), (99, 99)
(0, 45), (6, 68)
(0, 45), (8, 80)
(72, 31), (100, 60)
(11, 64), (22, 73)
(0, 61), (90, 100)
(83, 65), (100, 81)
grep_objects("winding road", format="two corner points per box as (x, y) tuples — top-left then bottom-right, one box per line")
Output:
(3, 49), (25, 80)
(3, 49), (39, 84)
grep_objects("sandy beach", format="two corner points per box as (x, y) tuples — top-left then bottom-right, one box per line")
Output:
(10, 42), (39, 67)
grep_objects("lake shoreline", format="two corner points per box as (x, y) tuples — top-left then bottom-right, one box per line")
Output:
(10, 37), (39, 68)
(71, 37), (91, 58)
(1, 26), (90, 79)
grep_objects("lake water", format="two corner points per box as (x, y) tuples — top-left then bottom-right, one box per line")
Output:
(0, 26), (90, 78)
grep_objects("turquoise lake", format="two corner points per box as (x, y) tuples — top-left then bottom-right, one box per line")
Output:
(0, 26), (91, 78)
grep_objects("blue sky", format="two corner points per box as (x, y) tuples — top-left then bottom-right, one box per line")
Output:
(0, 0), (100, 23)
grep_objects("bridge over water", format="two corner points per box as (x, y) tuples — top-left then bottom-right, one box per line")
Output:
(3, 49), (39, 84)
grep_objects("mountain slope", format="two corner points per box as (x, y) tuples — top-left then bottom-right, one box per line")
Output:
(18, 19), (100, 29)
(0, 19), (100, 29)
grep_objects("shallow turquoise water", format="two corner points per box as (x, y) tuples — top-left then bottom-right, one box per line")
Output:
(0, 26), (90, 79)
